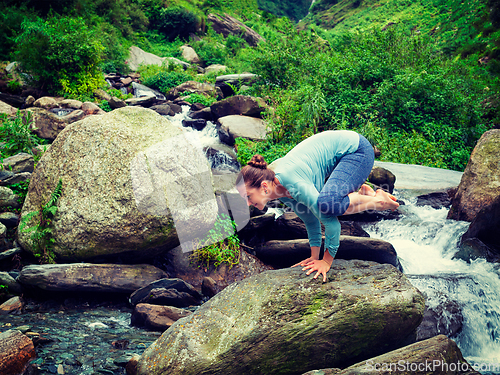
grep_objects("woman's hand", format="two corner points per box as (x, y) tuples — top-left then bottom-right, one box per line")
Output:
(291, 257), (319, 268)
(292, 248), (334, 282)
(301, 259), (332, 282)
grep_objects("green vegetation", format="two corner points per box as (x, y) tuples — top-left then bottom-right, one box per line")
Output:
(9, 180), (30, 207)
(190, 213), (241, 269)
(15, 16), (105, 98)
(242, 21), (496, 170)
(0, 0), (499, 171)
(138, 65), (194, 94)
(303, 0), (500, 73)
(183, 93), (217, 106)
(257, 0), (311, 22)
(0, 111), (47, 158)
(235, 137), (295, 166)
(19, 179), (63, 264)
(149, 5), (199, 41)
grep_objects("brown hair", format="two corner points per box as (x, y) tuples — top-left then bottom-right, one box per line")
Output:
(237, 154), (275, 189)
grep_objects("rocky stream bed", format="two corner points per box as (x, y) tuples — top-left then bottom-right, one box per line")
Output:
(1, 298), (163, 375)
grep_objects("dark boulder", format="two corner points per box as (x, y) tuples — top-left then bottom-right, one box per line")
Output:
(129, 278), (202, 307)
(254, 235), (401, 270)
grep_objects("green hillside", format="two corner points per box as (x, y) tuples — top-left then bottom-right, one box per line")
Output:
(257, 0), (313, 21)
(302, 0), (500, 66)
(0, 0), (499, 171)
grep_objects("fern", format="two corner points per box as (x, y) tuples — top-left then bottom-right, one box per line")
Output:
(19, 179), (63, 264)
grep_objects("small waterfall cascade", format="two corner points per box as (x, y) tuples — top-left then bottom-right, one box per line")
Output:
(362, 190), (500, 374)
(166, 106), (240, 173)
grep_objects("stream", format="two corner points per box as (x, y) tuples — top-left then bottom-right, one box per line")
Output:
(2, 109), (499, 374)
(362, 189), (500, 374)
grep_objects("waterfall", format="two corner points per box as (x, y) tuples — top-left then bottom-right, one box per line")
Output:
(362, 190), (500, 373)
(165, 105), (240, 173)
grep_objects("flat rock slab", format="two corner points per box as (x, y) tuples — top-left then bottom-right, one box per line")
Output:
(17, 263), (167, 294)
(130, 278), (202, 307)
(374, 161), (463, 191)
(217, 115), (268, 145)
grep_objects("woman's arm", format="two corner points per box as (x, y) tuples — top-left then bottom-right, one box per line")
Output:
(298, 215), (340, 282)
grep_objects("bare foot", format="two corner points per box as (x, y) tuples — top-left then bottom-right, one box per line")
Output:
(359, 184), (376, 197)
(375, 189), (399, 211)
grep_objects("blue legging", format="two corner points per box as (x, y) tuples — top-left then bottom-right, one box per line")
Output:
(317, 134), (374, 216)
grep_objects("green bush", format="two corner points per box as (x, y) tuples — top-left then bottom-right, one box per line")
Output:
(14, 16), (104, 98)
(140, 69), (193, 94)
(149, 6), (198, 41)
(235, 137), (295, 166)
(191, 30), (228, 66)
(0, 3), (37, 60)
(96, 22), (131, 74)
(182, 93), (217, 107)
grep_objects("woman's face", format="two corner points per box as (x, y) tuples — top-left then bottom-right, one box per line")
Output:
(238, 183), (269, 211)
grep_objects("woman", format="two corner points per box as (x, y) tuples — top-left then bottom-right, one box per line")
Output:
(236, 130), (399, 282)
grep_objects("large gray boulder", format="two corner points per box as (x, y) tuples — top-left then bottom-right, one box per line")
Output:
(135, 260), (425, 375)
(207, 13), (264, 47)
(448, 129), (500, 221)
(18, 106), (219, 261)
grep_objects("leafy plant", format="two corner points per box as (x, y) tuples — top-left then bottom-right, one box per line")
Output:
(0, 111), (46, 158)
(226, 82), (241, 96)
(235, 137), (295, 166)
(140, 69), (193, 94)
(103, 87), (133, 100)
(99, 100), (113, 112)
(190, 213), (241, 269)
(19, 179), (63, 264)
(149, 6), (198, 41)
(192, 37), (227, 66)
(182, 93), (217, 107)
(14, 16), (104, 97)
(9, 180), (30, 207)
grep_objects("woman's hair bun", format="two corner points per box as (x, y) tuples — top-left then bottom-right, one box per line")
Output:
(247, 154), (268, 169)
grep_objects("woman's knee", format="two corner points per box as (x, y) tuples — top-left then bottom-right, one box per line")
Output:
(318, 192), (349, 216)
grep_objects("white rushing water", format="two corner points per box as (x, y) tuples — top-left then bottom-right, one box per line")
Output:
(362, 190), (500, 374)
(166, 105), (240, 173)
(168, 105), (221, 148)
